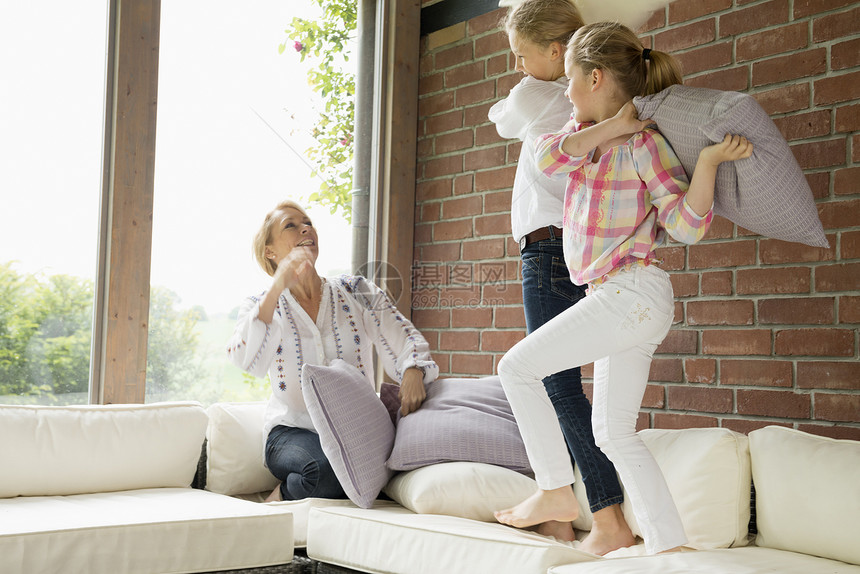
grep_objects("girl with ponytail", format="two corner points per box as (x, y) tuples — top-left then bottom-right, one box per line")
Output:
(495, 21), (752, 555)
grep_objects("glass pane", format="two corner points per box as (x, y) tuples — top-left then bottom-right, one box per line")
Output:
(148, 0), (353, 406)
(0, 3), (108, 405)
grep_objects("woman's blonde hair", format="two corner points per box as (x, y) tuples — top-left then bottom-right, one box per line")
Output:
(566, 21), (683, 98)
(253, 199), (309, 277)
(504, 0), (584, 48)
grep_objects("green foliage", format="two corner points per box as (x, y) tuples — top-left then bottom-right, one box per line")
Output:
(280, 0), (356, 221)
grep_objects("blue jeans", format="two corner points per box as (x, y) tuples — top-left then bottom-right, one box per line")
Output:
(265, 425), (347, 501)
(520, 236), (624, 512)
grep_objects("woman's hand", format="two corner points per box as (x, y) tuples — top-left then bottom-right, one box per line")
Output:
(272, 247), (316, 294)
(399, 367), (426, 416)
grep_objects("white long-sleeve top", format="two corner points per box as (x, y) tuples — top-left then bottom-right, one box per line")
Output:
(227, 274), (438, 438)
(488, 75), (573, 242)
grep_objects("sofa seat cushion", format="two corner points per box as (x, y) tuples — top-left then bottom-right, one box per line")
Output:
(306, 504), (597, 574)
(546, 547), (860, 573)
(265, 498), (358, 548)
(0, 488), (294, 574)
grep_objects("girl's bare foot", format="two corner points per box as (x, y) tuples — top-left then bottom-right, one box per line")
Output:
(535, 520), (576, 542)
(578, 504), (636, 556)
(264, 483), (283, 502)
(494, 486), (579, 529)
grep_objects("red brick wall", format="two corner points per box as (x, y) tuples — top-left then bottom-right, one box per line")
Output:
(412, 1), (860, 438)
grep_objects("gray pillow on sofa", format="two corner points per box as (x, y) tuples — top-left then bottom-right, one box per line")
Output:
(386, 376), (532, 475)
(633, 84), (828, 248)
(301, 360), (394, 508)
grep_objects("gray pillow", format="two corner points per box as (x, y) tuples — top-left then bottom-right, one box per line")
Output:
(386, 376), (532, 475)
(634, 85), (828, 248)
(301, 360), (394, 508)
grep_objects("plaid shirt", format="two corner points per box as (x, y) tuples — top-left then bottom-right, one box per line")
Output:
(536, 123), (713, 286)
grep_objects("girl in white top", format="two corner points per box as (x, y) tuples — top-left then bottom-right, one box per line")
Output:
(227, 200), (438, 502)
(488, 0), (633, 555)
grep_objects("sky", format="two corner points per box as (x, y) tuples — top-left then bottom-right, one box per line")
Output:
(0, 0), (354, 316)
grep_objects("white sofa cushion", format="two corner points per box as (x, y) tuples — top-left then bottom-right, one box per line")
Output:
(0, 402), (208, 497)
(266, 498), (358, 547)
(547, 547), (860, 574)
(750, 426), (860, 565)
(0, 487), (294, 574)
(205, 401), (278, 496)
(307, 504), (597, 574)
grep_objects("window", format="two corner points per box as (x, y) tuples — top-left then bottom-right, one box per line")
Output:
(146, 0), (353, 405)
(0, 2), (109, 405)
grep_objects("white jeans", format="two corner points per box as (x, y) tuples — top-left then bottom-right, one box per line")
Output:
(498, 264), (687, 554)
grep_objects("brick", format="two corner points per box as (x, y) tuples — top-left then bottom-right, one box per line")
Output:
(464, 145), (505, 171)
(641, 384), (666, 409)
(419, 92), (455, 117)
(703, 330), (772, 355)
(791, 138), (846, 170)
(814, 71), (860, 106)
(650, 358), (683, 382)
(669, 273), (699, 298)
(759, 238), (835, 264)
(840, 295), (860, 323)
(433, 219), (472, 241)
(468, 7), (505, 36)
(494, 306), (526, 329)
(465, 102), (497, 128)
(445, 61), (485, 89)
(432, 352), (451, 375)
(481, 330), (525, 352)
(658, 329), (698, 354)
(420, 202), (441, 222)
(482, 283), (523, 306)
(834, 167), (860, 196)
(812, 6), (860, 42)
(474, 214), (510, 237)
(701, 271), (733, 295)
(737, 268), (811, 295)
(806, 172), (831, 199)
(675, 42), (733, 76)
(416, 179), (452, 201)
(705, 216), (736, 240)
(673, 301), (684, 325)
(797, 361), (860, 390)
(451, 353), (494, 375)
(818, 199), (860, 229)
(689, 241), (756, 269)
(655, 247), (686, 271)
(736, 22), (807, 62)
(419, 72), (444, 95)
(486, 53), (508, 78)
(797, 424), (860, 441)
(426, 22), (466, 51)
(753, 84), (810, 115)
(639, 9), (666, 33)
(435, 43), (474, 71)
(720, 0), (789, 37)
(774, 328), (855, 356)
(844, 231), (860, 259)
(836, 104), (860, 133)
(412, 308), (450, 329)
(462, 238), (505, 261)
(497, 73), (523, 99)
(814, 393), (860, 423)
(442, 195), (482, 219)
(772, 110), (831, 141)
(722, 419), (792, 435)
(794, 0), (856, 18)
(636, 412), (651, 432)
(435, 129), (475, 154)
(484, 190), (512, 213)
(414, 223), (432, 244)
(685, 66), (749, 91)
(669, 0), (732, 23)
(654, 413), (719, 429)
(440, 286), (483, 308)
(737, 389), (810, 418)
(416, 137), (434, 159)
(439, 330), (479, 351)
(687, 300), (754, 326)
(456, 80), (497, 107)
(506, 141), (523, 164)
(454, 174), (474, 195)
(855, 135), (860, 162)
(752, 48), (826, 87)
(475, 30), (509, 59)
(668, 386), (733, 413)
(816, 263), (860, 292)
(420, 242), (460, 265)
(720, 359), (793, 387)
(450, 307), (492, 329)
(832, 38), (860, 71)
(759, 297), (835, 325)
(685, 358), (717, 384)
(655, 19), (716, 52)
(425, 110), (464, 136)
(475, 166), (517, 192)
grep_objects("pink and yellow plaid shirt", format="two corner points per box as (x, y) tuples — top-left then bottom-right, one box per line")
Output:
(536, 122), (713, 286)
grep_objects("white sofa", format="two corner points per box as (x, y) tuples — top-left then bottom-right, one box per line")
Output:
(205, 401), (860, 574)
(0, 402), (296, 574)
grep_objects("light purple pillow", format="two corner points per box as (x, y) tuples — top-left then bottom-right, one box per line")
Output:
(301, 360), (394, 508)
(386, 376), (532, 475)
(634, 85), (828, 248)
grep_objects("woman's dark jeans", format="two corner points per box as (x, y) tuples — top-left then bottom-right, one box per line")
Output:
(265, 425), (347, 501)
(520, 236), (624, 512)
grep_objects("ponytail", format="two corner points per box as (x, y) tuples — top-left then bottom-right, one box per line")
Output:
(644, 48), (683, 95)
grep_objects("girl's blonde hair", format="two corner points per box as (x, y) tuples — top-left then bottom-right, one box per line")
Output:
(504, 0), (584, 48)
(566, 21), (683, 98)
(253, 199), (309, 277)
